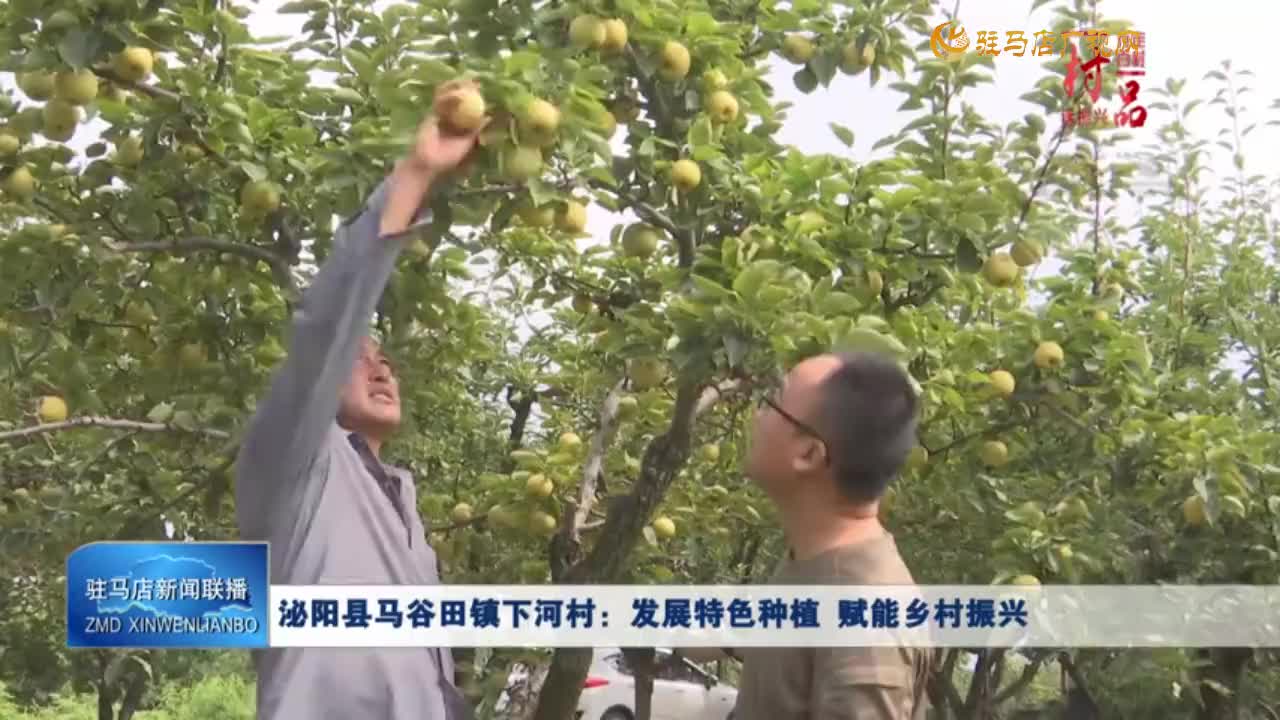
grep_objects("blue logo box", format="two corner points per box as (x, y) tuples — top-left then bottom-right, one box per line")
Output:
(66, 541), (269, 649)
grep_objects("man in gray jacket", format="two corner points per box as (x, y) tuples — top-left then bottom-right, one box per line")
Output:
(234, 86), (484, 719)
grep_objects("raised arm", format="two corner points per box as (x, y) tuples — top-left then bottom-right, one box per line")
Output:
(235, 170), (426, 496)
(235, 83), (486, 534)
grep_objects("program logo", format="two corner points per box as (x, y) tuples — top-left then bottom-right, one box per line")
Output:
(67, 541), (270, 648)
(930, 21), (969, 59)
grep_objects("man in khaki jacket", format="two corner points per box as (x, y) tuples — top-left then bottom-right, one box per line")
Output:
(685, 351), (932, 719)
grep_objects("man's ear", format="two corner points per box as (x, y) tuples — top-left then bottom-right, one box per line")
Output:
(791, 438), (825, 475)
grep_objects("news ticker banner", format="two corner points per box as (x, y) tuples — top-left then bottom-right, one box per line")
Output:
(67, 542), (1280, 649)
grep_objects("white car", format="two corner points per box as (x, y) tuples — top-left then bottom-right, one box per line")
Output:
(496, 647), (738, 720)
(577, 647), (738, 720)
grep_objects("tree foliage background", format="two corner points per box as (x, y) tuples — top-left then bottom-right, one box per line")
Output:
(1, 0), (1278, 718)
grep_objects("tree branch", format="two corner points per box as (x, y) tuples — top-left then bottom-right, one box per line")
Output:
(589, 179), (686, 245)
(90, 66), (182, 104)
(504, 386), (537, 458)
(624, 45), (671, 133)
(887, 278), (947, 313)
(437, 512), (490, 535)
(695, 380), (740, 416)
(112, 438), (241, 539)
(994, 653), (1049, 704)
(1012, 69), (1099, 235)
(73, 430), (140, 484)
(1057, 651), (1089, 693)
(103, 235), (296, 294)
(874, 246), (954, 260)
(566, 379), (627, 545)
(562, 377), (739, 585)
(964, 649), (1003, 715)
(457, 183), (525, 197)
(1038, 398), (1092, 435)
(0, 416), (230, 443)
(31, 196), (78, 226)
(925, 420), (1025, 457)
(930, 649), (965, 712)
(90, 66), (232, 169)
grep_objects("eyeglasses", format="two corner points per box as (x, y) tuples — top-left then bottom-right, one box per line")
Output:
(756, 377), (831, 465)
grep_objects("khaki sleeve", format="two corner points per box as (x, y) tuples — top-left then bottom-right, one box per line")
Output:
(678, 647), (734, 663)
(812, 647), (917, 720)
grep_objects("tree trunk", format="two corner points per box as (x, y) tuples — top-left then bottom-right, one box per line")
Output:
(1058, 652), (1099, 720)
(623, 649), (657, 720)
(531, 382), (708, 720)
(531, 648), (593, 720)
(962, 648), (1005, 719)
(117, 670), (147, 720)
(503, 660), (550, 720)
(1197, 647), (1252, 720)
(95, 650), (116, 720)
(927, 649), (963, 720)
(97, 682), (115, 720)
(500, 387), (537, 473)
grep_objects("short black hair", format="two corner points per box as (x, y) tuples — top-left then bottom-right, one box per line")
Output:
(814, 351), (919, 504)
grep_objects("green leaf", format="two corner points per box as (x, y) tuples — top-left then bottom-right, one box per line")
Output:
(1004, 501), (1046, 526)
(490, 197), (517, 233)
(837, 327), (909, 360)
(829, 123), (854, 148)
(690, 145), (722, 163)
(505, 51), (542, 75)
(955, 212), (987, 234)
(733, 261), (780, 300)
(690, 274), (735, 301)
(688, 116), (714, 149)
(146, 402), (174, 424)
(817, 292), (859, 315)
(955, 236), (982, 273)
(331, 87), (365, 105)
(526, 178), (555, 208)
(231, 123), (254, 146)
(238, 162), (268, 182)
(57, 29), (107, 68)
(642, 525), (658, 546)
(792, 68), (818, 94)
(872, 134), (900, 151)
(856, 315), (891, 332)
(171, 411), (197, 432)
(684, 12), (719, 36)
(723, 334), (749, 368)
(219, 101), (248, 121)
(809, 50), (838, 87)
(439, 247), (469, 266)
(887, 186), (921, 210)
